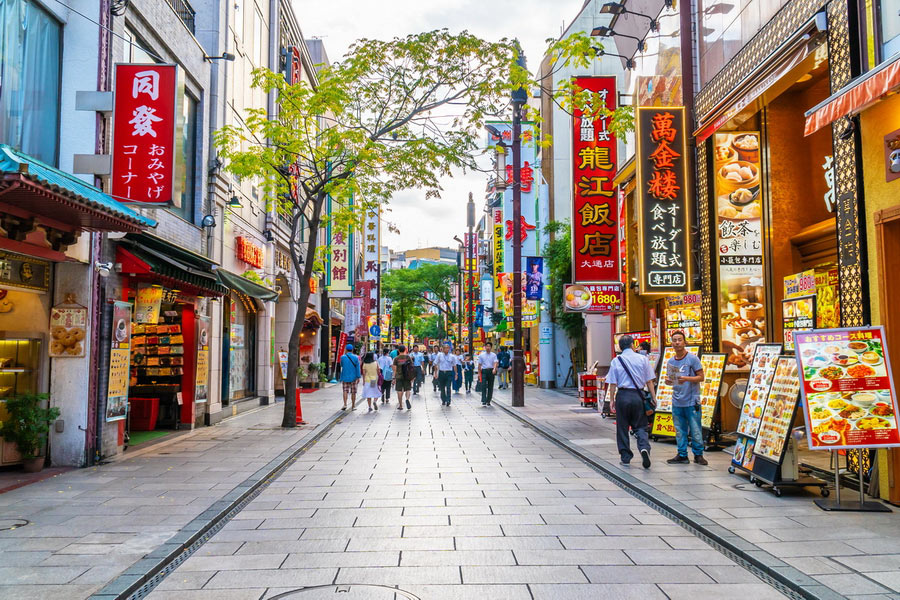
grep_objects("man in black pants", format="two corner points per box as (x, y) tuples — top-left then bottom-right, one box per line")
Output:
(476, 342), (498, 406)
(605, 335), (657, 469)
(433, 342), (458, 405)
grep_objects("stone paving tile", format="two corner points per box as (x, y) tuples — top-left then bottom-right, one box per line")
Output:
(462, 565), (588, 584)
(813, 573), (895, 595)
(659, 583), (789, 599)
(581, 565), (714, 583)
(399, 584), (532, 600)
(400, 549), (516, 566)
(529, 583), (668, 599)
(334, 565), (462, 584)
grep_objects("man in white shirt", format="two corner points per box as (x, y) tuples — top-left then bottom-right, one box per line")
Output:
(606, 335), (657, 469)
(476, 342), (499, 406)
(433, 342), (458, 406)
(429, 345), (440, 392)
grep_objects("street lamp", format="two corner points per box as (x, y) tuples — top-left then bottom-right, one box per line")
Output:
(598, 2), (660, 31)
(590, 46), (637, 70)
(510, 42), (527, 408)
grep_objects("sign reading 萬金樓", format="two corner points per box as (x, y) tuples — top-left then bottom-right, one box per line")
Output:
(572, 76), (619, 284)
(636, 107), (690, 294)
(112, 64), (178, 206)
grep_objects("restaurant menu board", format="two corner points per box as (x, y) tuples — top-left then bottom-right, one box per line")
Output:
(735, 344), (783, 439)
(106, 301), (132, 422)
(796, 327), (900, 450)
(782, 295), (816, 353)
(665, 292), (702, 344)
(699, 354), (726, 428)
(753, 357), (801, 461)
(652, 346), (701, 413)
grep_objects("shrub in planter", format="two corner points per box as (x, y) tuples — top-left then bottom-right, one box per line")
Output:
(0, 393), (59, 471)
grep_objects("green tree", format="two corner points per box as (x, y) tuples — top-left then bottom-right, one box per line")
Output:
(382, 263), (458, 324)
(543, 221), (583, 341)
(214, 31), (628, 427)
(409, 313), (448, 341)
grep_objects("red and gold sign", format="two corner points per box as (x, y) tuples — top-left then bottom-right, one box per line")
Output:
(236, 236), (264, 268)
(572, 76), (618, 284)
(112, 64), (178, 205)
(636, 107), (691, 294)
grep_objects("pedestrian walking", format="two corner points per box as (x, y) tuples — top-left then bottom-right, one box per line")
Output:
(496, 346), (511, 389)
(390, 344), (399, 359)
(378, 348), (393, 403)
(393, 345), (415, 410)
(433, 342), (458, 405)
(452, 349), (463, 394)
(665, 330), (708, 465)
(339, 344), (361, 411)
(605, 335), (657, 468)
(430, 345), (440, 392)
(639, 341), (651, 355)
(463, 354), (475, 393)
(476, 342), (498, 405)
(411, 344), (425, 395)
(361, 352), (381, 411)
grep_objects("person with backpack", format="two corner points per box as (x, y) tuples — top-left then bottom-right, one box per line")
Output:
(378, 348), (394, 404)
(339, 344), (361, 411)
(605, 334), (657, 468)
(496, 346), (511, 389)
(393, 345), (414, 410)
(360, 351), (381, 412)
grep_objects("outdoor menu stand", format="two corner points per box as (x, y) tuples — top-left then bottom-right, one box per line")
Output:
(750, 436), (829, 497)
(815, 450), (891, 512)
(730, 344), (784, 478)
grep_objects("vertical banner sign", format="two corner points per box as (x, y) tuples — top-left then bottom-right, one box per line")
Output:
(464, 233), (479, 325)
(572, 76), (619, 283)
(112, 64), (178, 206)
(363, 209), (380, 311)
(326, 195), (353, 295)
(636, 107), (690, 294)
(713, 132), (764, 370)
(106, 301), (132, 422)
(492, 207), (504, 314)
(488, 122), (538, 272)
(195, 316), (210, 403)
(525, 257), (543, 300)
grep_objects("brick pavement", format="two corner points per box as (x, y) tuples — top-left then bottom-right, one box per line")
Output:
(493, 386), (900, 599)
(141, 385), (787, 600)
(0, 389), (340, 600)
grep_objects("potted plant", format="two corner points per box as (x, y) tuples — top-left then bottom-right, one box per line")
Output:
(0, 393), (60, 473)
(297, 364), (312, 389)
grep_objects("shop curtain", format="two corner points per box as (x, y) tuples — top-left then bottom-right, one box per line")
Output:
(0, 0), (61, 166)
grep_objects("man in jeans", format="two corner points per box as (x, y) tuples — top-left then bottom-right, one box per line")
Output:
(665, 330), (707, 465)
(605, 335), (656, 468)
(496, 346), (511, 389)
(476, 342), (498, 406)
(410, 344), (425, 394)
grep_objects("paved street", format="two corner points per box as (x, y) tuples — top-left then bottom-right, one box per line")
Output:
(143, 386), (785, 600)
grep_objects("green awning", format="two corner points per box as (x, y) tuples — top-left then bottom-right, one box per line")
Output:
(216, 268), (280, 302)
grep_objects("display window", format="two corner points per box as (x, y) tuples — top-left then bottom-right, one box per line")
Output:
(225, 292), (257, 402)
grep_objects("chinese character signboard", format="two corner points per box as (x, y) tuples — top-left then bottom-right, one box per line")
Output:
(135, 283), (163, 324)
(0, 251), (50, 291)
(326, 195), (353, 297)
(363, 209), (380, 310)
(492, 207), (504, 312)
(795, 327), (900, 450)
(713, 131), (765, 370)
(563, 283), (623, 313)
(572, 76), (619, 283)
(236, 236), (264, 268)
(112, 64), (178, 206)
(636, 107), (690, 294)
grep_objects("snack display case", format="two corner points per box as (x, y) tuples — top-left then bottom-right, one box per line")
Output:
(0, 337), (43, 466)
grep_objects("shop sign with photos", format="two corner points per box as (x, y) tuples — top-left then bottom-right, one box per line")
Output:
(106, 301), (133, 422)
(713, 131), (765, 371)
(112, 64), (178, 206)
(636, 107), (690, 294)
(572, 76), (619, 284)
(563, 283), (623, 313)
(50, 303), (87, 357)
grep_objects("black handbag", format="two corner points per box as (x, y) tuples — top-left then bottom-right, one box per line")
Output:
(617, 357), (656, 416)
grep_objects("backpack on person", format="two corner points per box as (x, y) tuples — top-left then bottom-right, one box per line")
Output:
(401, 358), (415, 381)
(381, 360), (393, 380)
(498, 351), (510, 369)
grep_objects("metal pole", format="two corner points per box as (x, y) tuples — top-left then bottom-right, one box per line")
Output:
(511, 43), (527, 407)
(834, 450), (842, 504)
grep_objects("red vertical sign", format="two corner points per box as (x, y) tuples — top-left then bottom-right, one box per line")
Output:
(112, 64), (178, 206)
(572, 76), (618, 283)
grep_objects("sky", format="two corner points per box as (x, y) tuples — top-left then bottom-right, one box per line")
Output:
(295, 0), (586, 253)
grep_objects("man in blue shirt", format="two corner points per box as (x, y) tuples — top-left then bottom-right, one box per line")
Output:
(410, 344), (425, 395)
(339, 344), (361, 411)
(665, 331), (707, 465)
(606, 335), (657, 468)
(433, 342), (459, 406)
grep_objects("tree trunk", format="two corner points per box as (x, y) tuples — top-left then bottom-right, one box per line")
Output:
(283, 194), (326, 428)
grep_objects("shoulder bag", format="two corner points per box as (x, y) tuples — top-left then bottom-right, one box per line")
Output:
(616, 356), (656, 416)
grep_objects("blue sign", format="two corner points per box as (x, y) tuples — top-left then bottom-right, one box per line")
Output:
(369, 325), (381, 337)
(526, 256), (544, 300)
(474, 305), (484, 328)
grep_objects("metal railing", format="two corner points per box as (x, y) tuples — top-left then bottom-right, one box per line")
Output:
(165, 0), (196, 34)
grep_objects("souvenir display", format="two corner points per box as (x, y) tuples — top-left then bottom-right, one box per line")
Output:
(753, 357), (801, 461)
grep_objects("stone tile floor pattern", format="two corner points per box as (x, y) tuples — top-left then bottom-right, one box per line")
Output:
(495, 387), (900, 600)
(141, 387), (788, 600)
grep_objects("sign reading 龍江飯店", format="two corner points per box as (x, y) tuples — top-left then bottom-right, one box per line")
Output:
(637, 107), (690, 295)
(112, 64), (178, 206)
(796, 327), (900, 450)
(572, 76), (618, 284)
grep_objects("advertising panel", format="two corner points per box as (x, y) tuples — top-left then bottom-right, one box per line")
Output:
(753, 356), (801, 461)
(326, 195), (353, 296)
(650, 345), (700, 437)
(734, 344), (783, 441)
(563, 283), (623, 313)
(195, 316), (210, 403)
(699, 354), (726, 428)
(525, 257), (543, 300)
(572, 76), (619, 283)
(112, 64), (178, 206)
(796, 327), (900, 450)
(782, 295), (816, 353)
(49, 306), (87, 358)
(636, 107), (691, 294)
(106, 301), (132, 422)
(135, 283), (163, 324)
(713, 131), (765, 371)
(664, 291), (702, 344)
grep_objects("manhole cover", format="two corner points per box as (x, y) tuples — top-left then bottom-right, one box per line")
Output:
(0, 518), (29, 531)
(269, 585), (421, 599)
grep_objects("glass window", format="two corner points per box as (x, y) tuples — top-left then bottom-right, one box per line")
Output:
(171, 93), (197, 223)
(881, 0), (900, 60)
(253, 8), (264, 67)
(124, 26), (157, 64)
(0, 0), (62, 165)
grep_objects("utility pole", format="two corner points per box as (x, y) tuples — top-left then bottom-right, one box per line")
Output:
(511, 43), (527, 407)
(467, 192), (475, 355)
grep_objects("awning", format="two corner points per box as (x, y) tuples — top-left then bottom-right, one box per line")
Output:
(804, 53), (900, 136)
(304, 307), (323, 329)
(0, 145), (156, 233)
(116, 235), (226, 297)
(216, 268), (279, 302)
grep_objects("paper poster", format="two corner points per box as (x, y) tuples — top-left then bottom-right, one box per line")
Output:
(195, 316), (210, 403)
(753, 356), (801, 461)
(796, 327), (900, 450)
(106, 301), (132, 422)
(734, 344), (783, 440)
(699, 354), (726, 428)
(50, 306), (88, 357)
(135, 284), (163, 324)
(278, 351), (288, 380)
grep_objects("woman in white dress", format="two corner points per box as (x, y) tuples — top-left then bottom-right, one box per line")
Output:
(361, 352), (381, 411)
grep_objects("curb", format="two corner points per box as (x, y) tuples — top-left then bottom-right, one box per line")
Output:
(492, 398), (847, 600)
(89, 409), (346, 600)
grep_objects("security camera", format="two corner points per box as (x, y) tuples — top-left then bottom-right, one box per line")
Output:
(94, 261), (113, 278)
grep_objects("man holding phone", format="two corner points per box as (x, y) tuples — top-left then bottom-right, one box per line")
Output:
(665, 330), (707, 465)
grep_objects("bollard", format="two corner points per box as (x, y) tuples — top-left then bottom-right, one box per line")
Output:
(295, 388), (307, 425)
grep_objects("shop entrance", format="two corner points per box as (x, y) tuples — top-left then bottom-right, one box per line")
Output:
(875, 206), (900, 503)
(222, 292), (258, 404)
